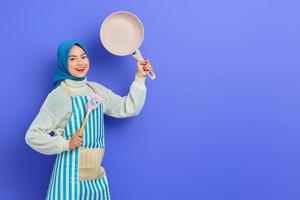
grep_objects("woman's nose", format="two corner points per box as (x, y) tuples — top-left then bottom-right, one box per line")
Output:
(77, 58), (83, 65)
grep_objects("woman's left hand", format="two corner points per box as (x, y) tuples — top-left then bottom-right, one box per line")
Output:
(136, 59), (153, 78)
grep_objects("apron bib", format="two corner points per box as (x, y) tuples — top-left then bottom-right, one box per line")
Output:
(46, 82), (111, 200)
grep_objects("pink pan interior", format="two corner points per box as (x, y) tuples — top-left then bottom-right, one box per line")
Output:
(100, 11), (144, 56)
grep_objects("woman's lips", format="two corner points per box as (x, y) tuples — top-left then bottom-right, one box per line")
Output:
(75, 67), (85, 72)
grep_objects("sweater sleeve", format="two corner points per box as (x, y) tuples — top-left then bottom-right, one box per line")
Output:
(25, 88), (71, 155)
(91, 75), (147, 118)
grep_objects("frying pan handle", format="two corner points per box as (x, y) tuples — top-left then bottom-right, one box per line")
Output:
(132, 49), (156, 80)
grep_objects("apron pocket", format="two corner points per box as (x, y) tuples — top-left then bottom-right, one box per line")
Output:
(79, 147), (105, 180)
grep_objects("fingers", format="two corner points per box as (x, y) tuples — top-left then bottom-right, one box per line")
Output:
(74, 135), (83, 143)
(77, 131), (83, 138)
(75, 133), (83, 142)
(72, 138), (82, 147)
(69, 132), (84, 150)
(72, 140), (81, 148)
(138, 59), (153, 72)
(72, 133), (82, 141)
(136, 59), (153, 78)
(143, 65), (153, 72)
(138, 59), (151, 65)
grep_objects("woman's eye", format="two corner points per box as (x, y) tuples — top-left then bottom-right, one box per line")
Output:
(81, 55), (87, 59)
(70, 57), (76, 61)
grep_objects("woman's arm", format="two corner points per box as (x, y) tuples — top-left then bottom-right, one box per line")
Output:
(25, 89), (71, 155)
(91, 75), (147, 118)
(93, 59), (152, 118)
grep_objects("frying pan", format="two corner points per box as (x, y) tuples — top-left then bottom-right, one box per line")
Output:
(100, 11), (156, 80)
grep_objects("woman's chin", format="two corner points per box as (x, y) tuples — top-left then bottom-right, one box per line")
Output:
(73, 71), (88, 78)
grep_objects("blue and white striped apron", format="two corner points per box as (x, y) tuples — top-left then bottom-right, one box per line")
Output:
(46, 82), (111, 200)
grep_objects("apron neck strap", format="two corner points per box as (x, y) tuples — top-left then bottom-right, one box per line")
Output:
(61, 81), (74, 97)
(86, 82), (99, 95)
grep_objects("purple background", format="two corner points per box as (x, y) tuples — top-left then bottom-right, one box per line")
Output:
(1, 0), (300, 199)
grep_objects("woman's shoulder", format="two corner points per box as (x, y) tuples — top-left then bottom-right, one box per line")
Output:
(48, 85), (70, 100)
(43, 85), (72, 110)
(36, 85), (73, 123)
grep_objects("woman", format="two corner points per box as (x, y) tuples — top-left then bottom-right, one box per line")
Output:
(25, 39), (152, 199)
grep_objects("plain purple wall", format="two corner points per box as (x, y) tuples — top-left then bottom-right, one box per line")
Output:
(1, 0), (300, 199)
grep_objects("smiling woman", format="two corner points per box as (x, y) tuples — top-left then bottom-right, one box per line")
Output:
(25, 39), (153, 200)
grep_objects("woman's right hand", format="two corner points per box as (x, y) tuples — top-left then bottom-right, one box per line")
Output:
(68, 131), (83, 150)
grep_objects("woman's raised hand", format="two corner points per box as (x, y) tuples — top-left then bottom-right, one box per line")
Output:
(136, 59), (153, 78)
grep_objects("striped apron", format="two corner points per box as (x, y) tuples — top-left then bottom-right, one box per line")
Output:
(46, 82), (111, 200)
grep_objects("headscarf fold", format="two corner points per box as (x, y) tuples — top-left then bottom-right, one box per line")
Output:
(53, 39), (89, 88)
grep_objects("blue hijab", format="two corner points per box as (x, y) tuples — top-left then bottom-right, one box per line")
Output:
(53, 39), (89, 88)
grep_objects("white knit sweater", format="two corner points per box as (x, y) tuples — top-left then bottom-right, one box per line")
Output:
(25, 75), (147, 155)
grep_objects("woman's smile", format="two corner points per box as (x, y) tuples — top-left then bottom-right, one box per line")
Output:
(75, 66), (86, 72)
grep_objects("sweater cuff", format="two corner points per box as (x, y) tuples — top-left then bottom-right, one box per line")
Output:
(135, 74), (146, 82)
(133, 75), (146, 89)
(57, 137), (70, 152)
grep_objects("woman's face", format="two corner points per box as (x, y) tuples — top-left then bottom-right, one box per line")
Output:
(68, 45), (90, 78)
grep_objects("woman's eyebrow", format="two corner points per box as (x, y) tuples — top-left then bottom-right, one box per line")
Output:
(68, 53), (86, 57)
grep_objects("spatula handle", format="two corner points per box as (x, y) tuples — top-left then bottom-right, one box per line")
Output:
(79, 115), (88, 134)
(132, 49), (156, 80)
